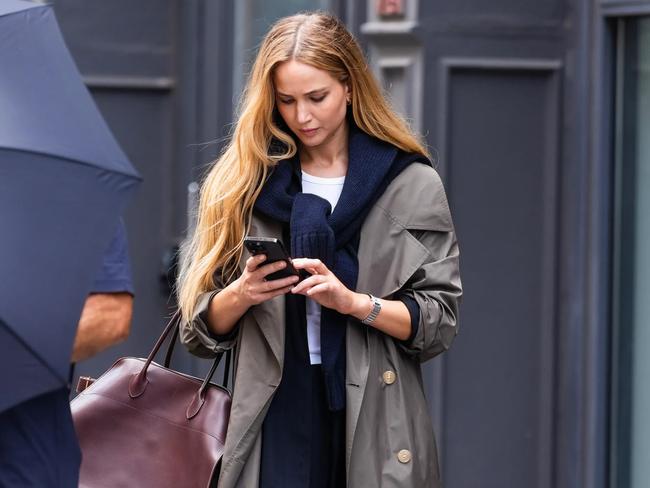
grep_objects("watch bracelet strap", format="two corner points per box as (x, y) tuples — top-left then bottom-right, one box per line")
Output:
(361, 293), (381, 325)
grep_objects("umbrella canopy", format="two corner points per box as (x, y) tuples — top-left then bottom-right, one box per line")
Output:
(0, 0), (141, 412)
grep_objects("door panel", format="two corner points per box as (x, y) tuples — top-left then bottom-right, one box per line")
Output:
(442, 67), (560, 488)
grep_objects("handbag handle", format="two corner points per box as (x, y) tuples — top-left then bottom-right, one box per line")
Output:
(162, 313), (232, 389)
(128, 309), (234, 419)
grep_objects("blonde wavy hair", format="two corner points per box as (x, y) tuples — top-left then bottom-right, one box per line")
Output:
(177, 11), (430, 323)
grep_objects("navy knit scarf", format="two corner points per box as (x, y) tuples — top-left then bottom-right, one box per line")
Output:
(254, 124), (429, 411)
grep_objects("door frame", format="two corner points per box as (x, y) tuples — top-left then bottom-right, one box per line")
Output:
(580, 1), (650, 488)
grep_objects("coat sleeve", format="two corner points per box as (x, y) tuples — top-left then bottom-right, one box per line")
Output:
(395, 169), (462, 363)
(179, 276), (239, 359)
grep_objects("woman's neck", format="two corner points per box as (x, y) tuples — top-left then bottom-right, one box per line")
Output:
(299, 122), (349, 177)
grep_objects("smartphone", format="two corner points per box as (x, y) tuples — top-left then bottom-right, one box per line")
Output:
(243, 236), (300, 281)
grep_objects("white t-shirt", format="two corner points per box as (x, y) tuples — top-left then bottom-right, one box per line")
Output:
(301, 170), (346, 365)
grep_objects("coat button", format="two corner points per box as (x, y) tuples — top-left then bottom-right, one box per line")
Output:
(397, 449), (412, 464)
(382, 370), (396, 385)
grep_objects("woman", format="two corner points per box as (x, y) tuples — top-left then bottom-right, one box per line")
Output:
(177, 12), (462, 488)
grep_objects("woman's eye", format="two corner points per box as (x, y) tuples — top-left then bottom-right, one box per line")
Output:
(311, 96), (326, 103)
(279, 99), (294, 105)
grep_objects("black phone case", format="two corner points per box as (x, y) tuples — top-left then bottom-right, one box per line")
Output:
(243, 237), (299, 281)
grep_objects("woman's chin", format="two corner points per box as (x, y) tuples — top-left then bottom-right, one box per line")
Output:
(297, 135), (325, 148)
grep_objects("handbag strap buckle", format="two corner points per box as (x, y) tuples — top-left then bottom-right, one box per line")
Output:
(76, 376), (96, 394)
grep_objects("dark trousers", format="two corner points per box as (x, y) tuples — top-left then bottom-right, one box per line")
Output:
(260, 290), (346, 488)
(260, 366), (345, 488)
(307, 365), (346, 488)
(0, 388), (80, 488)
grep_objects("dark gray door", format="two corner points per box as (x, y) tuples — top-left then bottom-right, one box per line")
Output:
(354, 1), (566, 487)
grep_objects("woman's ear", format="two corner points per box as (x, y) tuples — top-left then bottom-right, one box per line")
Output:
(345, 83), (352, 105)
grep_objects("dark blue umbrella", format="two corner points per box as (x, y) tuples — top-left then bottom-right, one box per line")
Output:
(0, 0), (141, 413)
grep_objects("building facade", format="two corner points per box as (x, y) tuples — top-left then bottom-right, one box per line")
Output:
(52, 0), (650, 486)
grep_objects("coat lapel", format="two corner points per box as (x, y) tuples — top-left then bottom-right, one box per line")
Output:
(355, 161), (450, 298)
(356, 208), (432, 298)
(220, 214), (287, 484)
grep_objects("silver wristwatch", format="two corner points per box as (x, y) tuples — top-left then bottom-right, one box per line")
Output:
(361, 294), (382, 325)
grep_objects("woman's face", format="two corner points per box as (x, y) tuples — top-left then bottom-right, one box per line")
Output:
(273, 60), (350, 149)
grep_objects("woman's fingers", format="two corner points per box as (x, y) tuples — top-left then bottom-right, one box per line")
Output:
(291, 258), (328, 275)
(244, 256), (336, 304)
(246, 275), (297, 304)
(305, 282), (330, 296)
(262, 274), (299, 292)
(256, 260), (290, 280)
(245, 253), (266, 272)
(254, 282), (296, 302)
(241, 256), (301, 304)
(266, 283), (296, 299)
(291, 274), (326, 294)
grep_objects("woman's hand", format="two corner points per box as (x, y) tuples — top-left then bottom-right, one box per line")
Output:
(233, 254), (300, 307)
(286, 257), (412, 341)
(290, 258), (359, 315)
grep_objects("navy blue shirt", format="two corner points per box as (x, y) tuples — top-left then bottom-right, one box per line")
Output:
(90, 218), (134, 295)
(68, 218), (134, 382)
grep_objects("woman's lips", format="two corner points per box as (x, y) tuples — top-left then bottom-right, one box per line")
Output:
(300, 127), (319, 136)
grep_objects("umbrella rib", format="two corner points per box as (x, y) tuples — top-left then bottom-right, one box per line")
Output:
(0, 316), (68, 384)
(3, 147), (142, 181)
(0, 3), (48, 19)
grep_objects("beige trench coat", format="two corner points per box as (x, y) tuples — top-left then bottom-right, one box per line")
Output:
(181, 162), (462, 487)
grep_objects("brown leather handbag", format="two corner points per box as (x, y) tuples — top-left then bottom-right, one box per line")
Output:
(70, 310), (233, 488)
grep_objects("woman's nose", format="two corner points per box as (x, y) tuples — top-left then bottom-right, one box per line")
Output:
(296, 103), (311, 124)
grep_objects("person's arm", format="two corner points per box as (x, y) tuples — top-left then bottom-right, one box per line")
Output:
(180, 255), (298, 358)
(71, 292), (133, 362)
(290, 258), (414, 341)
(345, 292), (413, 341)
(204, 255), (297, 336)
(72, 218), (135, 362)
